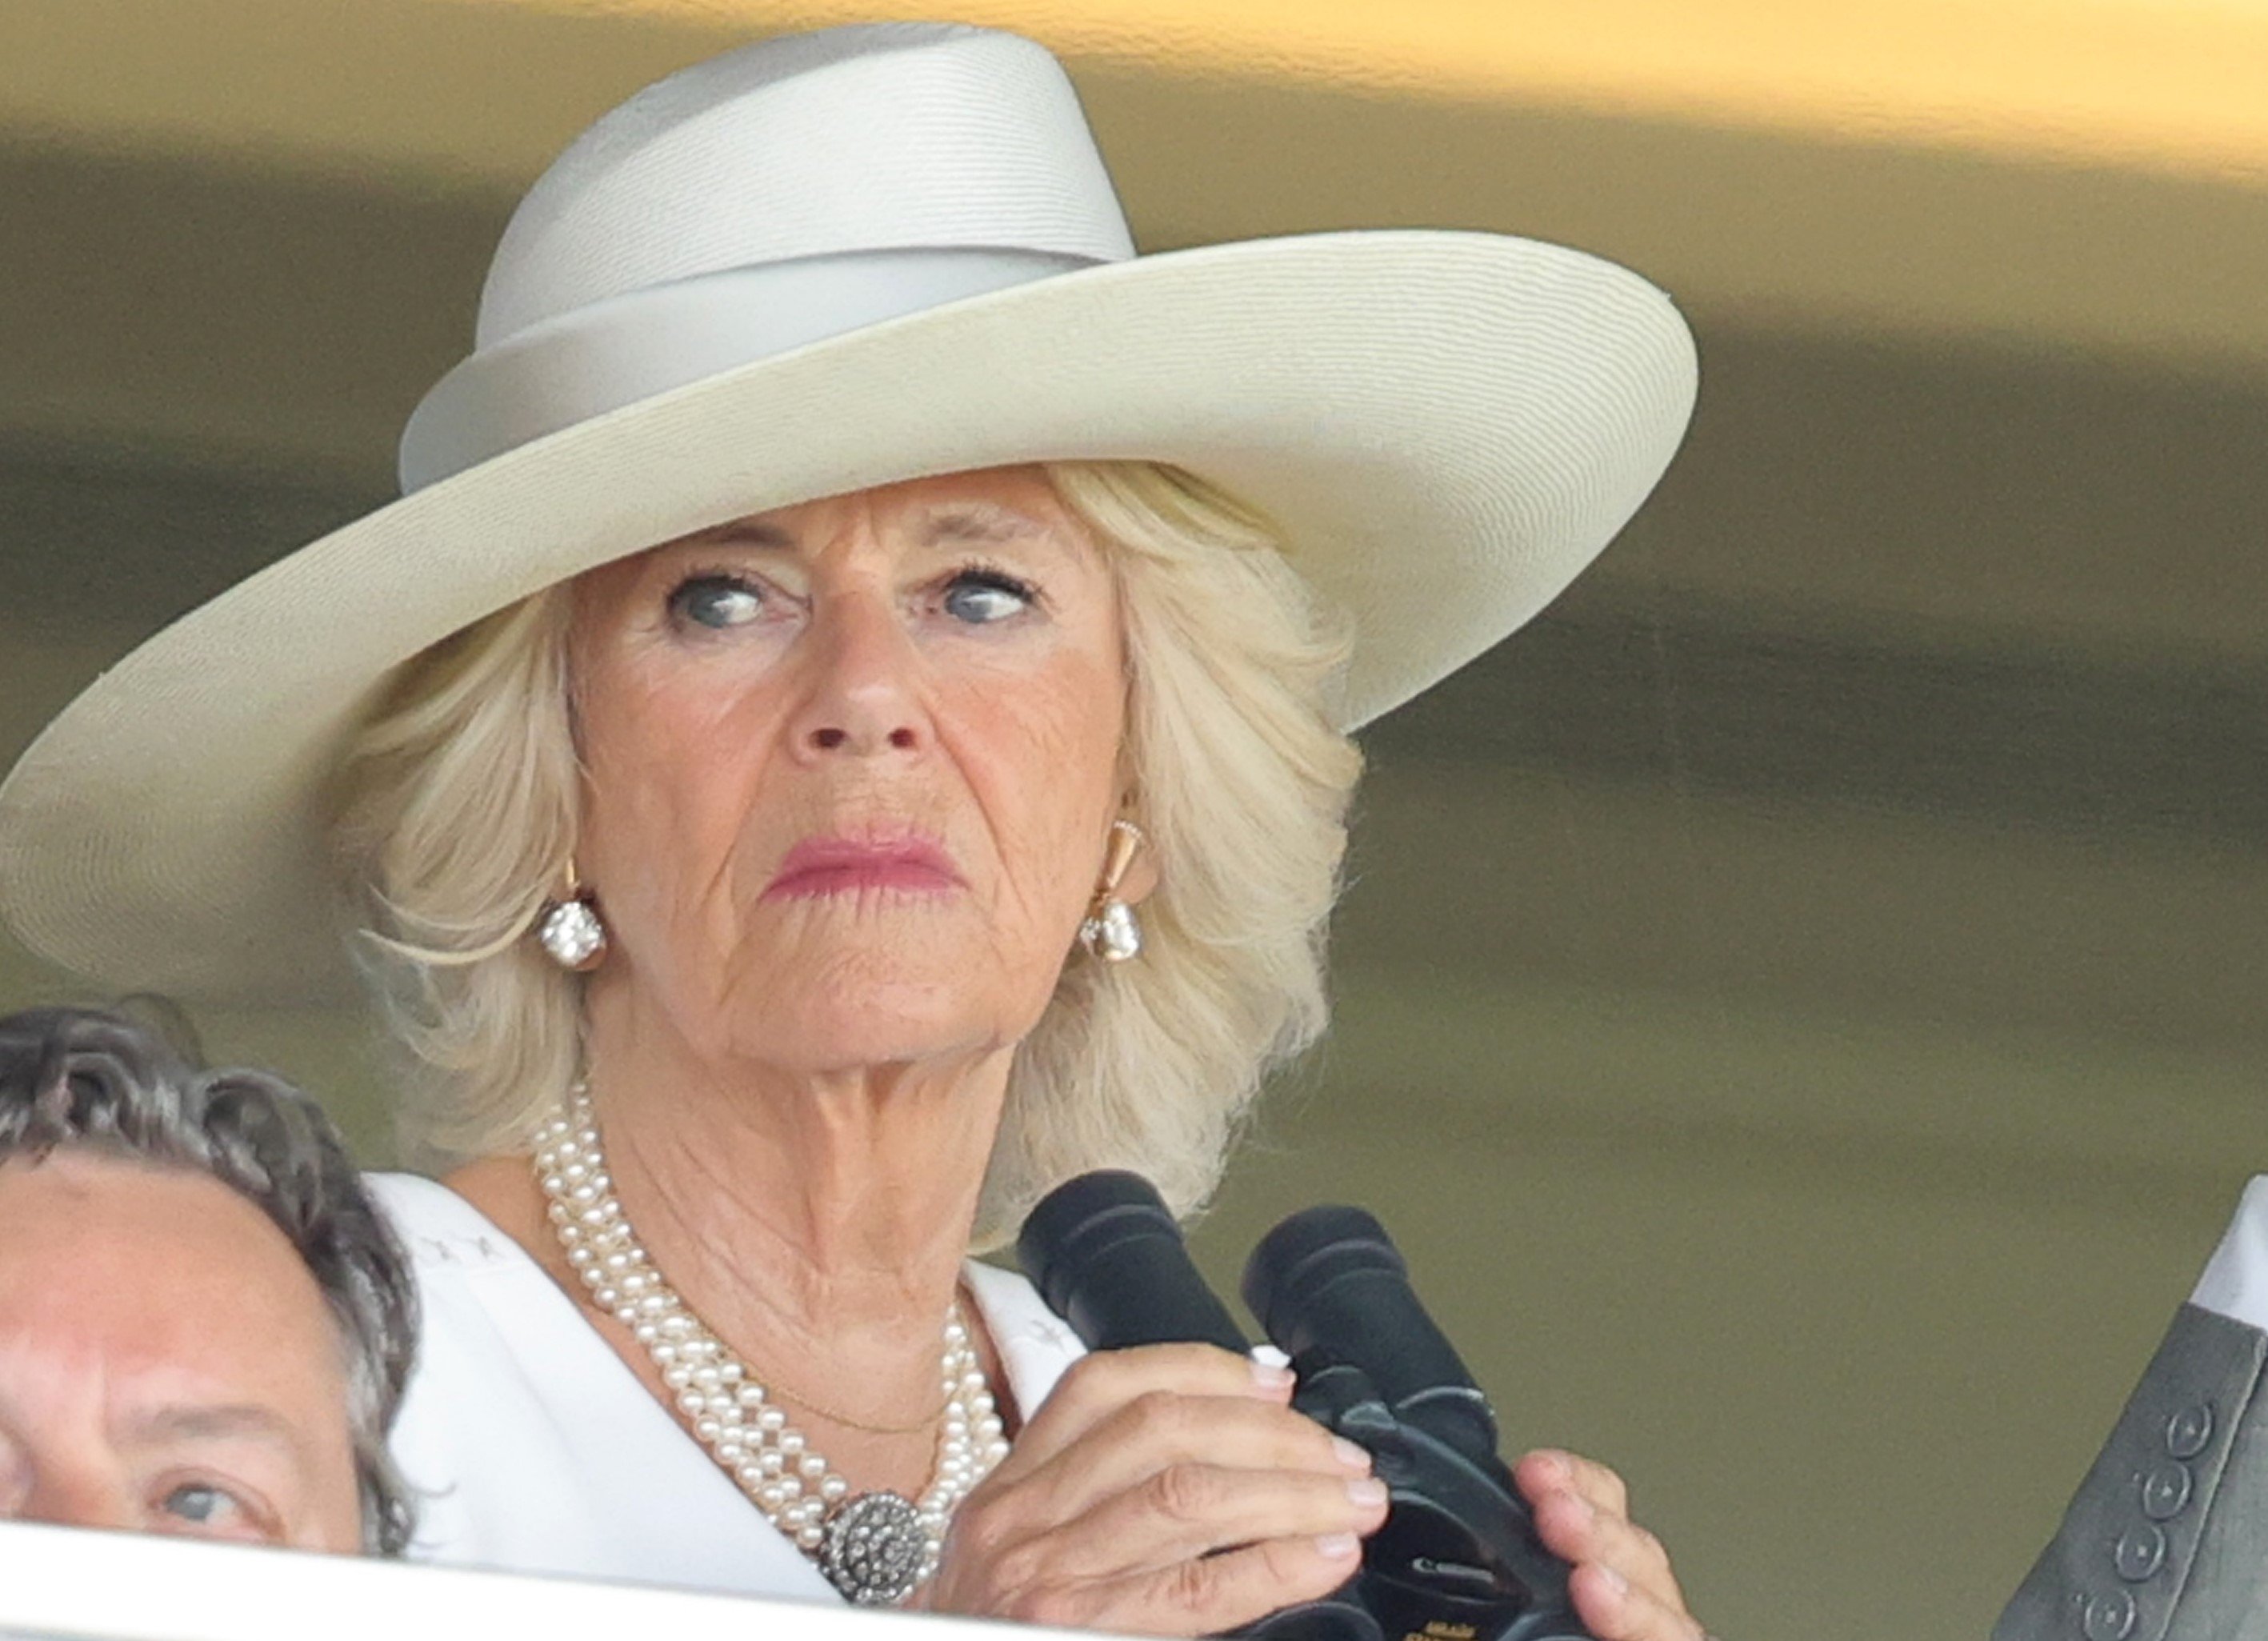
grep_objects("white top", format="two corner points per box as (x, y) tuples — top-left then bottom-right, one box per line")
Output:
(2191, 1174), (2268, 1333)
(365, 1171), (1087, 1599)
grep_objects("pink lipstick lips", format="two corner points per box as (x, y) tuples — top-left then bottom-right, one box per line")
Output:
(762, 833), (962, 900)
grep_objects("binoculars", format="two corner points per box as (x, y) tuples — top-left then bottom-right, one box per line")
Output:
(1018, 1171), (1594, 1641)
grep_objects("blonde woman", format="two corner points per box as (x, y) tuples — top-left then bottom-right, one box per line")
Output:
(0, 24), (1708, 1639)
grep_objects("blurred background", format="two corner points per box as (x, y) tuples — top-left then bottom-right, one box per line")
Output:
(4, 2), (2266, 1635)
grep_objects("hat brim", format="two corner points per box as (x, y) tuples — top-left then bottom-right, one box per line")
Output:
(0, 230), (1695, 1003)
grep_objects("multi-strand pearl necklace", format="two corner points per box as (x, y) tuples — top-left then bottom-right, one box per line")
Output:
(534, 1087), (1010, 1604)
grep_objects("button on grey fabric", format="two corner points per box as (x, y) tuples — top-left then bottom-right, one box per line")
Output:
(1996, 1304), (2268, 1641)
(2141, 1463), (2194, 1522)
(2113, 1526), (2166, 1583)
(2083, 1589), (2138, 1641)
(2166, 1406), (2215, 1461)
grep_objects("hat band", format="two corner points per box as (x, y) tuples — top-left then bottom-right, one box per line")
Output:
(398, 246), (1103, 493)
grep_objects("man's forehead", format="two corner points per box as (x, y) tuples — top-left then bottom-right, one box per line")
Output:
(0, 1149), (262, 1241)
(0, 1152), (350, 1419)
(0, 1152), (327, 1335)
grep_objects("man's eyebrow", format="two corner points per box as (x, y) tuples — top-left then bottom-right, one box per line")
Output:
(122, 1403), (309, 1459)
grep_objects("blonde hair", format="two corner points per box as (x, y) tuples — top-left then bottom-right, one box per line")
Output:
(330, 462), (1361, 1244)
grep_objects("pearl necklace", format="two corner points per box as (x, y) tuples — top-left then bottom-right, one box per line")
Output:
(534, 1087), (1010, 1604)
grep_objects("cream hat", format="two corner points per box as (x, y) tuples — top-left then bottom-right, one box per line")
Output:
(0, 22), (1696, 1003)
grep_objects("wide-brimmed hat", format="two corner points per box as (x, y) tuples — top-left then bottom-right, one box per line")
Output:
(0, 22), (1695, 1005)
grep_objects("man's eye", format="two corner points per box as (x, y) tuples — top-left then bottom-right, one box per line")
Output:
(160, 1483), (241, 1527)
(942, 571), (1035, 625)
(668, 574), (766, 630)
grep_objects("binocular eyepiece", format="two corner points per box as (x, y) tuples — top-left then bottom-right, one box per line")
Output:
(1018, 1171), (1594, 1641)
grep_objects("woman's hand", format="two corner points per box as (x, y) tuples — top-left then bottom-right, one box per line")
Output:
(1517, 1449), (1710, 1641)
(926, 1343), (1390, 1635)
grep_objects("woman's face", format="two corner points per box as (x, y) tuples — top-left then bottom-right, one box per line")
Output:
(569, 466), (1128, 1075)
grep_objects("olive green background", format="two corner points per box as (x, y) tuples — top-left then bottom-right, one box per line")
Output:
(4, 6), (2267, 1636)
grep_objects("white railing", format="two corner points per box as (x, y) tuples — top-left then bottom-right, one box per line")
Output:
(0, 1522), (1037, 1641)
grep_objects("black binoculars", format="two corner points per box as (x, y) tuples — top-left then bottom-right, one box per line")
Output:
(1018, 1171), (1594, 1641)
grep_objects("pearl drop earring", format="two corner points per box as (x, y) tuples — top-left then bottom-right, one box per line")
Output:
(536, 857), (609, 971)
(1078, 819), (1146, 963)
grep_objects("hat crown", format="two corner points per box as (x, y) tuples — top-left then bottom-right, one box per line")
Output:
(478, 22), (1136, 350)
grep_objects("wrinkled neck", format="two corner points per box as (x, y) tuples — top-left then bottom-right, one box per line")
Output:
(577, 981), (1011, 1372)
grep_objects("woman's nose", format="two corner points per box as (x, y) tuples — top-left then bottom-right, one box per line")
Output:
(788, 590), (930, 760)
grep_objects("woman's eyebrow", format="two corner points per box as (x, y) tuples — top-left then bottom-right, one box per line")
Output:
(921, 506), (1075, 554)
(698, 520), (796, 550)
(694, 504), (1078, 554)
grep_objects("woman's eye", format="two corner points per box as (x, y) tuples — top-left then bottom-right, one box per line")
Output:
(667, 574), (766, 630)
(942, 572), (1035, 625)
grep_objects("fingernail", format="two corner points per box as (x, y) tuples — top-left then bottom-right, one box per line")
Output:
(1314, 1532), (1361, 1560)
(1250, 1359), (1295, 1390)
(1331, 1436), (1372, 1471)
(1601, 1566), (1630, 1598)
(1347, 1477), (1389, 1507)
(1528, 1449), (1572, 1483)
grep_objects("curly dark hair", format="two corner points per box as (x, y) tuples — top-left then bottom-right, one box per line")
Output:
(0, 1004), (418, 1555)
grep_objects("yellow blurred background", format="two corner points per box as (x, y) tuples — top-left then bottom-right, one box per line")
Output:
(4, 2), (2268, 1635)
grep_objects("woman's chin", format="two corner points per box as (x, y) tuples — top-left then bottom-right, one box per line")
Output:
(741, 1017), (1009, 1079)
(717, 969), (1039, 1076)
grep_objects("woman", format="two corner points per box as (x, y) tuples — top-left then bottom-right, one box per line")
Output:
(0, 22), (1706, 1640)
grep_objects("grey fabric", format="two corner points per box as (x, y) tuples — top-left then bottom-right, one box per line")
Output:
(2167, 1378), (2268, 1641)
(1997, 1304), (2268, 1641)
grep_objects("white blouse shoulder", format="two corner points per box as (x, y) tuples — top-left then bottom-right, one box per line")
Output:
(365, 1171), (1086, 1599)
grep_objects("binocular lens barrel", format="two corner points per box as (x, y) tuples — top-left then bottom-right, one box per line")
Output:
(1242, 1204), (1483, 1415)
(1016, 1170), (1250, 1356)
